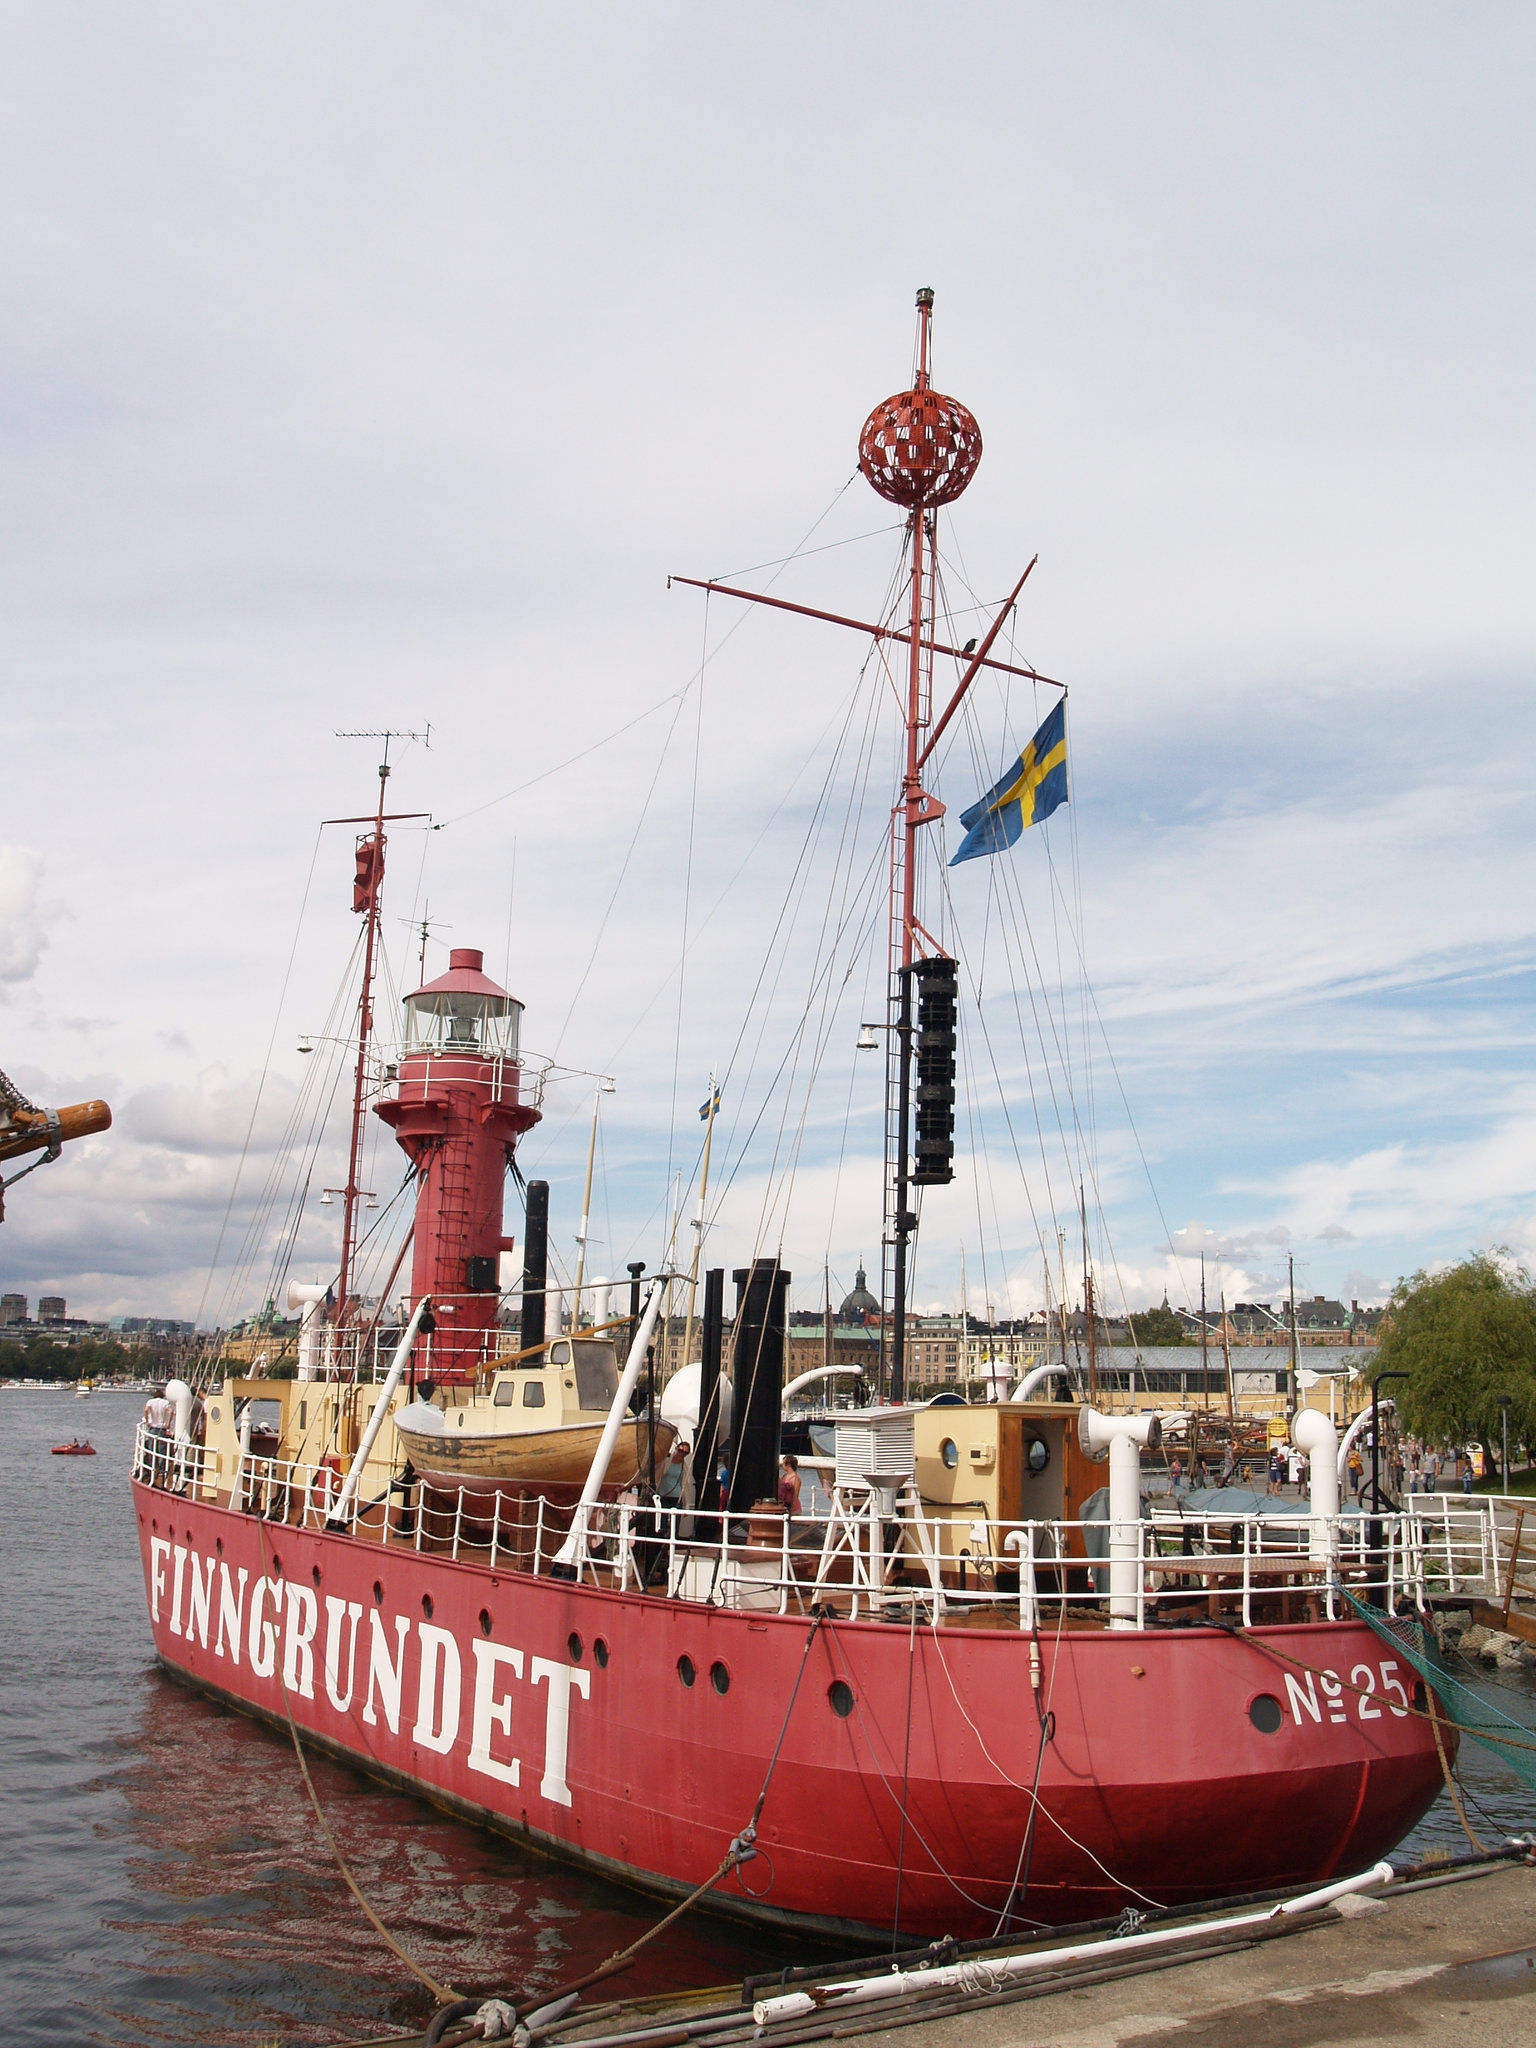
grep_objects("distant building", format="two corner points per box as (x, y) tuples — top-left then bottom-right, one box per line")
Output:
(38, 1296), (65, 1324)
(0, 1294), (26, 1327)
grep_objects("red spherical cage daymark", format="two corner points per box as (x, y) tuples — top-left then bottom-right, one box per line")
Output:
(858, 387), (983, 507)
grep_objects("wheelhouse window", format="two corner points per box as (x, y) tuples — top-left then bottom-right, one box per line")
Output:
(522, 1382), (546, 1409)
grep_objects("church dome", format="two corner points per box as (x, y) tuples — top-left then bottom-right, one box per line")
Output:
(838, 1264), (881, 1325)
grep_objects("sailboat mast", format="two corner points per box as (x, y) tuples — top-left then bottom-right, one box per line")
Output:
(680, 1076), (717, 1381)
(1287, 1252), (1300, 1419)
(1081, 1184), (1097, 1403)
(822, 1262), (832, 1379)
(1057, 1226), (1070, 1377)
(571, 1076), (613, 1328)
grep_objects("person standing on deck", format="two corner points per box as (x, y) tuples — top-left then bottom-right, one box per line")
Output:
(142, 1385), (173, 1484)
(778, 1454), (801, 1514)
(658, 1439), (688, 1511)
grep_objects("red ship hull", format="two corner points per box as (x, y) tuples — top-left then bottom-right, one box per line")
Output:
(134, 1480), (1446, 1941)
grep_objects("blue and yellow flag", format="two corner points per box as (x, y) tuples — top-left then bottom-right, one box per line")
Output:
(949, 700), (1068, 866)
(699, 1086), (722, 1122)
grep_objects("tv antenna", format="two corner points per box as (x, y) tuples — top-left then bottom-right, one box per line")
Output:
(401, 902), (452, 983)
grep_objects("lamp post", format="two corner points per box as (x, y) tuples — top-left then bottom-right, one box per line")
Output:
(1499, 1392), (1512, 1492)
(1370, 1370), (1409, 1514)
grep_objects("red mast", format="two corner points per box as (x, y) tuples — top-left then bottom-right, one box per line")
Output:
(325, 736), (429, 1334)
(339, 759), (387, 1323)
(675, 291), (1045, 1400)
(856, 290), (981, 1398)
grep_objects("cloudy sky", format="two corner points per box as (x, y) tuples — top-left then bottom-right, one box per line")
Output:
(2, 2), (1533, 1330)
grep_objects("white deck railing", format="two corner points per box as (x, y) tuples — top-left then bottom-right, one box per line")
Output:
(133, 1424), (1535, 1627)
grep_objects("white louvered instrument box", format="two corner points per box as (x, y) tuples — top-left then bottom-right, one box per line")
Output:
(833, 1408), (918, 1491)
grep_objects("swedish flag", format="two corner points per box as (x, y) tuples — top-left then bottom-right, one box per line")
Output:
(698, 1086), (721, 1122)
(949, 700), (1068, 866)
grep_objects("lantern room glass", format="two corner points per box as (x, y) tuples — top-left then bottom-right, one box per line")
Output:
(404, 991), (522, 1058)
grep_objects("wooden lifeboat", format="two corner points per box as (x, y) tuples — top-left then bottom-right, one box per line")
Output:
(395, 1410), (674, 1503)
(394, 1335), (676, 1504)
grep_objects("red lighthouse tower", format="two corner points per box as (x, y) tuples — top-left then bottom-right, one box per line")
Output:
(375, 947), (540, 1383)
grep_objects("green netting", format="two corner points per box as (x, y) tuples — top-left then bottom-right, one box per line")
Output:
(1342, 1588), (1536, 1793)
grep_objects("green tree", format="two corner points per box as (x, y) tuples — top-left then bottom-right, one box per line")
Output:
(1379, 1253), (1536, 1472)
(1127, 1305), (1188, 1347)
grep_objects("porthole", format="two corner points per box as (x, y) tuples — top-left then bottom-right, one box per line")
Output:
(422, 1593), (434, 1621)
(568, 1632), (584, 1662)
(940, 1438), (959, 1470)
(828, 1680), (854, 1719)
(677, 1655), (696, 1688)
(710, 1661), (730, 1696)
(373, 1580), (384, 1606)
(594, 1638), (610, 1668)
(1026, 1438), (1050, 1474)
(1249, 1693), (1283, 1734)
(478, 1608), (493, 1637)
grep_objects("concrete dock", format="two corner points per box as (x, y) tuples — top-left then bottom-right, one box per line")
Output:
(850, 1861), (1536, 2048)
(344, 1860), (1536, 2048)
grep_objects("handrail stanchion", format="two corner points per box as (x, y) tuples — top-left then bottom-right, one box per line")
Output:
(452, 1487), (464, 1561)
(329, 1296), (433, 1528)
(490, 1489), (501, 1570)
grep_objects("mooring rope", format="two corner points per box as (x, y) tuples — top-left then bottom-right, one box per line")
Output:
(254, 1521), (461, 2007)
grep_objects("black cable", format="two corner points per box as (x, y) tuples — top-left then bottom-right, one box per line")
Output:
(995, 1705), (1054, 1936)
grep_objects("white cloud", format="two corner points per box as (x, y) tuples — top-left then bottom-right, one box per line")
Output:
(0, 847), (46, 987)
(0, 6), (1532, 1323)
(121, 1067), (298, 1159)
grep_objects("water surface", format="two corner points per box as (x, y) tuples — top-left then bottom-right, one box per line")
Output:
(3, 1388), (1533, 2046)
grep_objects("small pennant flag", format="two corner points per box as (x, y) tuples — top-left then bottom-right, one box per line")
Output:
(699, 1086), (722, 1122)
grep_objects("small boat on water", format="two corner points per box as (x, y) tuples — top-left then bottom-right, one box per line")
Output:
(52, 1439), (96, 1455)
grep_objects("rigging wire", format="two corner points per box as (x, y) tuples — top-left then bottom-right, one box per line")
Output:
(193, 825), (325, 1331)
